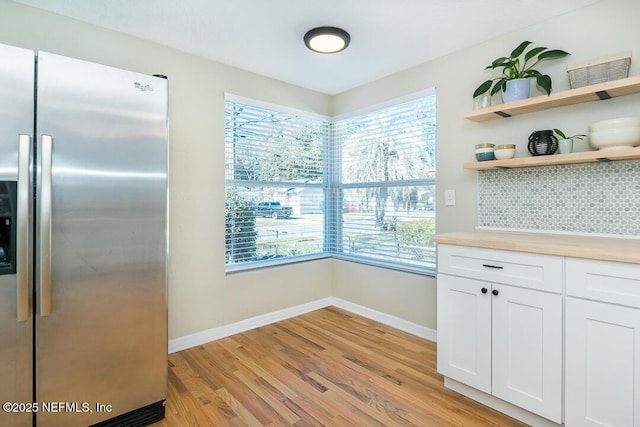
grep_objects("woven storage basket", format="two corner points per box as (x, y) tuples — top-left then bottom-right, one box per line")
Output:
(567, 51), (631, 89)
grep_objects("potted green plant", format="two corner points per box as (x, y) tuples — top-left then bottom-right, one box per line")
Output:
(473, 41), (570, 103)
(554, 128), (586, 154)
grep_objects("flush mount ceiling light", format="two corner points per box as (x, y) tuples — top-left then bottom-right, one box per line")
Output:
(304, 26), (351, 54)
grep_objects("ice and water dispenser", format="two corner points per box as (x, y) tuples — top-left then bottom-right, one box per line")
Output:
(0, 181), (17, 275)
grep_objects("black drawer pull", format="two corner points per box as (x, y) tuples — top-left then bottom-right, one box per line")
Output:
(481, 287), (488, 294)
(482, 264), (504, 269)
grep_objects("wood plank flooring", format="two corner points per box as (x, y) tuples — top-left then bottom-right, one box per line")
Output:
(152, 307), (526, 426)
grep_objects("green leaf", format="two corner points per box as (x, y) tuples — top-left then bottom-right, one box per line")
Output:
(524, 69), (542, 77)
(510, 41), (532, 58)
(524, 46), (546, 62)
(473, 80), (493, 98)
(538, 49), (570, 60)
(553, 128), (567, 139)
(490, 78), (507, 95)
(509, 59), (521, 78)
(536, 74), (553, 95)
(489, 57), (509, 68)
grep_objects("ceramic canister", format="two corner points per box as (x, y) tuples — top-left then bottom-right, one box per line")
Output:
(475, 143), (495, 161)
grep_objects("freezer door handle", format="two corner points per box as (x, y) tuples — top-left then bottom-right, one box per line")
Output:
(17, 135), (31, 321)
(39, 135), (53, 317)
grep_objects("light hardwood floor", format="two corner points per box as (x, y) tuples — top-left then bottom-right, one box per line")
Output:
(153, 307), (526, 426)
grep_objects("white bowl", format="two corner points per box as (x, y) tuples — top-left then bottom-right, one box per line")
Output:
(589, 117), (640, 132)
(494, 144), (516, 159)
(589, 126), (640, 150)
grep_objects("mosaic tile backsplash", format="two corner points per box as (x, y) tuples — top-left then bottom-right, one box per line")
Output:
(478, 159), (640, 237)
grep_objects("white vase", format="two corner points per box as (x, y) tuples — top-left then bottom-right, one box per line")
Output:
(558, 138), (573, 154)
(502, 78), (530, 103)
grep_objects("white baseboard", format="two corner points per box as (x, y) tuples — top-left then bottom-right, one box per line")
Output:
(330, 297), (437, 342)
(168, 296), (436, 353)
(168, 298), (332, 353)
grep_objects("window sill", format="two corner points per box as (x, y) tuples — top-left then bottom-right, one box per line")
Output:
(331, 254), (436, 277)
(225, 253), (331, 275)
(226, 253), (436, 277)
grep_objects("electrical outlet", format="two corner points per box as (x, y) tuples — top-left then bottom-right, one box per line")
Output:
(444, 189), (456, 206)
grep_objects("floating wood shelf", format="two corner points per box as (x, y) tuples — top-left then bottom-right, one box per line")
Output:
(464, 75), (640, 122)
(463, 147), (640, 170)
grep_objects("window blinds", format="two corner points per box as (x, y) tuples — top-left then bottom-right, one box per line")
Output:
(224, 93), (436, 271)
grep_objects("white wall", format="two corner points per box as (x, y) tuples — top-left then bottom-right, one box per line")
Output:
(0, 0), (334, 340)
(332, 0), (640, 330)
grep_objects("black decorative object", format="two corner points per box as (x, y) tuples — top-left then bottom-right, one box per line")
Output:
(528, 130), (558, 156)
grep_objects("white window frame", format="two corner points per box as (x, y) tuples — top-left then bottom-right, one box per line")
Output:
(331, 89), (436, 274)
(224, 90), (436, 275)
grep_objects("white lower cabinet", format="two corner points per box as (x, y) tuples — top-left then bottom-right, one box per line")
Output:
(437, 274), (492, 393)
(436, 239), (640, 426)
(491, 283), (562, 420)
(437, 245), (640, 425)
(564, 258), (640, 427)
(437, 245), (563, 423)
(565, 298), (640, 427)
(438, 274), (563, 423)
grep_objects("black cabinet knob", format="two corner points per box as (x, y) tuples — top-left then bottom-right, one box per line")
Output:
(481, 287), (488, 294)
(492, 289), (499, 296)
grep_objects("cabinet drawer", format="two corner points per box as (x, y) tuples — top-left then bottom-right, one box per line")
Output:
(437, 244), (563, 293)
(566, 257), (640, 308)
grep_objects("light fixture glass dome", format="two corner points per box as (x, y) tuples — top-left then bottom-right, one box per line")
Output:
(304, 27), (350, 54)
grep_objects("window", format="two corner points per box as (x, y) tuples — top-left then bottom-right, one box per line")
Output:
(225, 96), (330, 269)
(225, 91), (436, 272)
(333, 93), (437, 270)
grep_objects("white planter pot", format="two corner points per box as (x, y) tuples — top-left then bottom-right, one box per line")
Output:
(502, 78), (530, 103)
(558, 138), (573, 154)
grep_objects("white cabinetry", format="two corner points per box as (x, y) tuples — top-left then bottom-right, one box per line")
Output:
(437, 275), (491, 392)
(565, 258), (640, 427)
(492, 283), (562, 418)
(437, 245), (563, 423)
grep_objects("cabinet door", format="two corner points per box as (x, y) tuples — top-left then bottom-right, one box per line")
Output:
(565, 298), (640, 427)
(491, 284), (563, 423)
(437, 274), (491, 393)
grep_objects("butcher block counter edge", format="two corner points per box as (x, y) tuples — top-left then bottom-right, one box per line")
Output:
(431, 230), (640, 265)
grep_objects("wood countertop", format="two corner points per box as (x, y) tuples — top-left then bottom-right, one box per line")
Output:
(431, 230), (640, 264)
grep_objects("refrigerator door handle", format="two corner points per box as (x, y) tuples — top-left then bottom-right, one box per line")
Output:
(17, 135), (31, 321)
(39, 135), (53, 317)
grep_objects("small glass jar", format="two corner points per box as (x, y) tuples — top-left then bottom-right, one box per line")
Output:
(473, 93), (491, 110)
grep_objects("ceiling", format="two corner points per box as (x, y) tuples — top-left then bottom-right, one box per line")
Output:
(13, 0), (601, 95)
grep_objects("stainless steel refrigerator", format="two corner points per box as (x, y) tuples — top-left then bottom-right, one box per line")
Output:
(0, 42), (168, 427)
